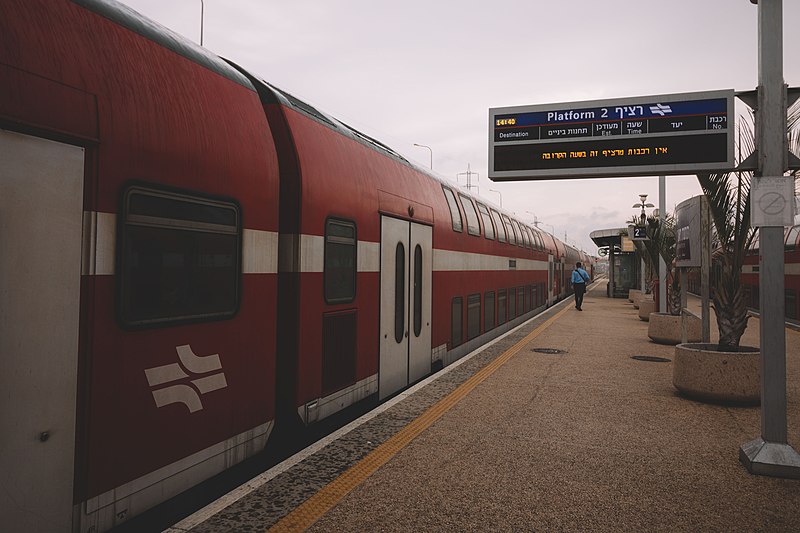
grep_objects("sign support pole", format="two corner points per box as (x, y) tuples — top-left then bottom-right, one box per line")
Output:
(658, 175), (667, 313)
(700, 196), (711, 343)
(739, 0), (800, 478)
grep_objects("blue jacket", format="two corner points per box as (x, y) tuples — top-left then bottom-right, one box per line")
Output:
(571, 268), (589, 284)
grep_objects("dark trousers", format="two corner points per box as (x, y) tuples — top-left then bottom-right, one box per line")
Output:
(574, 282), (586, 309)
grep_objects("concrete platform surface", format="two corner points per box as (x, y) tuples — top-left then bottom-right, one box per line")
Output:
(169, 282), (800, 532)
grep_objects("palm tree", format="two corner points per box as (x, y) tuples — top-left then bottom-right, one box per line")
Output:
(695, 169), (753, 350)
(695, 101), (800, 350)
(629, 213), (679, 314)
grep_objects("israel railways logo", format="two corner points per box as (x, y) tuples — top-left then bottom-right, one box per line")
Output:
(649, 103), (673, 116)
(144, 345), (227, 413)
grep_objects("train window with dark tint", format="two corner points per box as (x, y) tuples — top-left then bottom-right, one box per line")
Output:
(508, 288), (516, 320)
(491, 209), (506, 243)
(484, 291), (495, 331)
(467, 293), (481, 340)
(442, 186), (463, 233)
(414, 244), (423, 337)
(498, 289), (507, 324)
(458, 193), (481, 236)
(119, 186), (240, 327)
(517, 287), (524, 316)
(395, 243), (405, 343)
(525, 284), (532, 313)
(786, 289), (797, 320)
(451, 297), (463, 348)
(476, 202), (495, 240)
(325, 218), (357, 303)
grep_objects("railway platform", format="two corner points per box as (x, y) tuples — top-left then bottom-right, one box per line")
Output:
(166, 281), (800, 532)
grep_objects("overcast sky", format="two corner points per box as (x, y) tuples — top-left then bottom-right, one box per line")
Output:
(119, 0), (799, 253)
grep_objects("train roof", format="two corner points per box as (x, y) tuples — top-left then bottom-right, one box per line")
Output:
(73, 0), (253, 89)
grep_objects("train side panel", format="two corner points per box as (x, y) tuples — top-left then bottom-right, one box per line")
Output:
(0, 1), (280, 531)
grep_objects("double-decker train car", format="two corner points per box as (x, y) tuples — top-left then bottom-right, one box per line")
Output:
(741, 224), (800, 322)
(0, 1), (592, 531)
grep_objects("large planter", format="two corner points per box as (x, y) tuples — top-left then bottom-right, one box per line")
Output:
(638, 299), (656, 321)
(628, 289), (642, 303)
(648, 312), (701, 345)
(632, 292), (647, 309)
(673, 343), (760, 405)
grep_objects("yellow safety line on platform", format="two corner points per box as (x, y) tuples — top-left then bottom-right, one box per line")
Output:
(268, 304), (572, 532)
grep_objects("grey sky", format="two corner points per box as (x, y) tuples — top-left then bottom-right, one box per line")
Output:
(119, 0), (799, 252)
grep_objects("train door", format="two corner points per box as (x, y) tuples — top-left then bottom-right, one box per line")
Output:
(379, 217), (432, 400)
(0, 130), (84, 531)
(547, 254), (555, 306)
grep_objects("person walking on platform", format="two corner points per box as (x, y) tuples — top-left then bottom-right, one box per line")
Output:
(572, 261), (590, 311)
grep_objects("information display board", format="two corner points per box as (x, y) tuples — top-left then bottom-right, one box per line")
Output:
(489, 90), (735, 181)
(675, 195), (703, 268)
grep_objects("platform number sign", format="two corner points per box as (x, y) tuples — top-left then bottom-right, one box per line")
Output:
(489, 90), (735, 181)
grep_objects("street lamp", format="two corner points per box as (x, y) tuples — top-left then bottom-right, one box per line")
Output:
(200, 0), (204, 46)
(632, 194), (654, 225)
(413, 143), (432, 169)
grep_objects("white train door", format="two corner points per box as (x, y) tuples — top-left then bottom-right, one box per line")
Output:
(0, 130), (84, 532)
(379, 217), (432, 400)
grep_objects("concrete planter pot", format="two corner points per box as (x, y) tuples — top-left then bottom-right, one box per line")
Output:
(648, 312), (701, 345)
(673, 343), (760, 405)
(632, 292), (647, 309)
(637, 299), (656, 321)
(628, 289), (642, 303)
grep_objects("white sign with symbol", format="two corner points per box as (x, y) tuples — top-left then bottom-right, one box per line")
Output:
(751, 176), (795, 227)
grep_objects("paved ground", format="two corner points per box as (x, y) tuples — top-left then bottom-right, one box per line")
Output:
(173, 282), (800, 532)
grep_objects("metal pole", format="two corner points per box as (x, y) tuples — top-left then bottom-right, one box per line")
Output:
(200, 0), (204, 46)
(413, 143), (433, 170)
(659, 175), (667, 313)
(740, 0), (800, 478)
(680, 268), (688, 344)
(700, 196), (711, 343)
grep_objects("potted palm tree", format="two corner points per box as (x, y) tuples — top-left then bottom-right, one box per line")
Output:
(642, 213), (703, 343)
(673, 119), (761, 404)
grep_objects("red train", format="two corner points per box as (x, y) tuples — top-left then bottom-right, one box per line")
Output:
(685, 225), (800, 322)
(741, 225), (800, 322)
(0, 1), (593, 531)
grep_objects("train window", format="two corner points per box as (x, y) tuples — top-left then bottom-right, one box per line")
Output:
(511, 220), (524, 247)
(458, 194), (481, 236)
(490, 209), (506, 243)
(498, 289), (507, 324)
(534, 230), (544, 251)
(467, 294), (481, 340)
(414, 244), (423, 337)
(118, 186), (240, 327)
(501, 215), (516, 245)
(517, 287), (524, 316)
(484, 291), (495, 331)
(442, 186), (463, 232)
(395, 242), (405, 343)
(786, 289), (798, 320)
(525, 285), (532, 313)
(786, 226), (799, 251)
(520, 224), (530, 249)
(508, 288), (516, 320)
(325, 218), (357, 303)
(451, 297), (463, 348)
(476, 202), (495, 240)
(529, 228), (540, 251)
